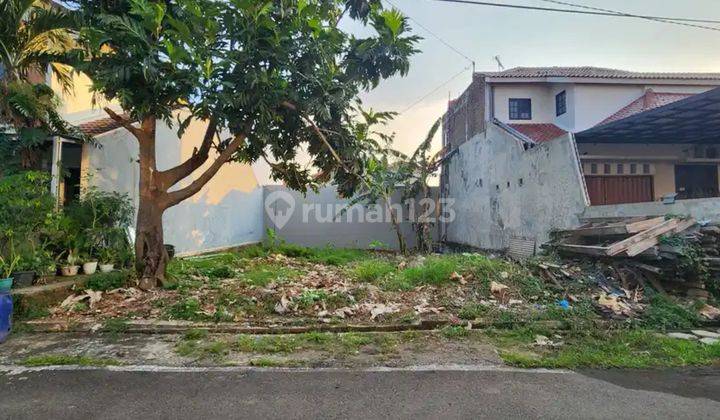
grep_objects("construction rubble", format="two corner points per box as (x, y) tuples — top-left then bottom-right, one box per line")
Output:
(543, 215), (720, 320)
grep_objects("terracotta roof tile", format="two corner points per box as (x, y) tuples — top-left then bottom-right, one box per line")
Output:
(482, 67), (720, 80)
(76, 115), (128, 136)
(599, 90), (695, 125)
(508, 123), (567, 143)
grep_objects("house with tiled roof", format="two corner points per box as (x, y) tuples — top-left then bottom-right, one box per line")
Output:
(441, 66), (720, 252)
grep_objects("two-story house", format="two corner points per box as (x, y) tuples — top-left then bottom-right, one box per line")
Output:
(441, 66), (720, 252)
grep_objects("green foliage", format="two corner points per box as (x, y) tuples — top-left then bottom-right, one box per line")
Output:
(641, 295), (701, 330)
(85, 270), (131, 291)
(165, 297), (203, 321)
(458, 303), (488, 320)
(296, 289), (328, 308)
(241, 264), (300, 287)
(441, 325), (469, 339)
(22, 354), (121, 367)
(497, 330), (720, 369)
(352, 260), (396, 282)
(74, 0), (419, 197)
(397, 257), (457, 289)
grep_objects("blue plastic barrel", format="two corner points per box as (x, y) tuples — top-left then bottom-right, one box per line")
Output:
(0, 291), (12, 343)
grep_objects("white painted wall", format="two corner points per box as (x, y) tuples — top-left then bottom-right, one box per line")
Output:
(83, 112), (264, 255)
(444, 124), (588, 249)
(489, 81), (718, 133)
(493, 84), (554, 124)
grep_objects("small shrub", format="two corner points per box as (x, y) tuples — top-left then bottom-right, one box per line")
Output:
(441, 325), (469, 339)
(206, 265), (235, 279)
(296, 290), (328, 308)
(183, 328), (209, 340)
(165, 297), (204, 321)
(353, 260), (395, 283)
(642, 295), (700, 330)
(399, 257), (458, 288)
(85, 271), (131, 291)
(458, 303), (487, 320)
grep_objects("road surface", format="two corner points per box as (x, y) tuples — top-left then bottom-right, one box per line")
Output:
(1, 365), (718, 419)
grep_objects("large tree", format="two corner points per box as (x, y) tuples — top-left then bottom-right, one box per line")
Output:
(72, 0), (418, 289)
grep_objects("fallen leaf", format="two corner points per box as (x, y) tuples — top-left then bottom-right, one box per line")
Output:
(490, 281), (510, 304)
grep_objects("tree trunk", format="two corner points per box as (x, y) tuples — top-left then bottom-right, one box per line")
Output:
(385, 196), (407, 255)
(135, 199), (168, 290)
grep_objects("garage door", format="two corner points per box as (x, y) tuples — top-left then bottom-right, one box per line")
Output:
(585, 176), (654, 205)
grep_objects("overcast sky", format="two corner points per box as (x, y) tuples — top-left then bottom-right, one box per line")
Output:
(351, 0), (720, 155)
(255, 0), (720, 184)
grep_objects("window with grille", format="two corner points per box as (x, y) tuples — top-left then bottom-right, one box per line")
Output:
(509, 98), (532, 120)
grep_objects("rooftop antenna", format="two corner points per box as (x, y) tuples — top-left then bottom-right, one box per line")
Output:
(494, 55), (505, 71)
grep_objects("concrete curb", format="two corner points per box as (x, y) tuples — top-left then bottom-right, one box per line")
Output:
(20, 319), (569, 335)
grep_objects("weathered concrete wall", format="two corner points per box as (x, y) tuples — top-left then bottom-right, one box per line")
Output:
(444, 123), (588, 250)
(582, 198), (720, 223)
(443, 73), (487, 151)
(84, 111), (264, 255)
(263, 185), (439, 250)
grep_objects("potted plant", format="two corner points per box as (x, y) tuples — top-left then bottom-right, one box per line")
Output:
(60, 250), (81, 277)
(0, 256), (19, 291)
(98, 248), (115, 273)
(82, 253), (98, 275)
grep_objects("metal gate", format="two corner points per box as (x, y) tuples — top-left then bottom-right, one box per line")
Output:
(585, 176), (654, 205)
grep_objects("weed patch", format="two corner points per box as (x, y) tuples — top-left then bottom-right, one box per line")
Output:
(641, 295), (700, 330)
(22, 354), (120, 367)
(353, 260), (396, 283)
(85, 271), (131, 291)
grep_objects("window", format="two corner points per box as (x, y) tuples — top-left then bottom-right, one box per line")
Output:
(617, 164), (624, 174)
(643, 164), (650, 174)
(590, 163), (597, 174)
(604, 164), (611, 174)
(555, 91), (567, 116)
(630, 163), (637, 174)
(509, 98), (531, 120)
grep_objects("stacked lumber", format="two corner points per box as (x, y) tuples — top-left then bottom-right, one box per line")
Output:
(557, 216), (695, 258)
(551, 216), (717, 300)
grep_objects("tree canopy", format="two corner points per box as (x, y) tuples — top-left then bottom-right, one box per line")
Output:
(73, 0), (419, 197)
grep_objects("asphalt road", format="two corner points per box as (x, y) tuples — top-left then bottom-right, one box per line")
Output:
(1, 366), (719, 419)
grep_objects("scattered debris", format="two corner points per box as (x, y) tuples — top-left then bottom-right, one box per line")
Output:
(699, 304), (720, 320)
(490, 281), (510, 304)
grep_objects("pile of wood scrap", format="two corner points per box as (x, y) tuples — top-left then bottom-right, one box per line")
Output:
(550, 216), (719, 301)
(555, 216), (696, 258)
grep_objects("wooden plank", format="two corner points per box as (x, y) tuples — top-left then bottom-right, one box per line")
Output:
(558, 244), (611, 256)
(625, 217), (665, 234)
(606, 219), (679, 256)
(624, 218), (696, 257)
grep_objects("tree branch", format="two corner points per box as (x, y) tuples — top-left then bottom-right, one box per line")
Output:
(281, 101), (349, 173)
(162, 134), (245, 208)
(158, 119), (217, 189)
(104, 107), (142, 138)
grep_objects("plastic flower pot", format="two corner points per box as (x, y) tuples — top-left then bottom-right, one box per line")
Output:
(83, 261), (98, 275)
(164, 244), (176, 260)
(0, 287), (11, 343)
(9, 271), (34, 288)
(0, 278), (12, 293)
(99, 263), (115, 273)
(60, 266), (80, 277)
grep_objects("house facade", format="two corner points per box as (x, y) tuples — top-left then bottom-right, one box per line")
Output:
(441, 67), (720, 252)
(46, 71), (265, 255)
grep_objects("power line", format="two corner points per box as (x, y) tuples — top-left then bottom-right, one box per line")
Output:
(383, 0), (475, 69)
(399, 65), (471, 114)
(539, 0), (720, 24)
(430, 0), (720, 32)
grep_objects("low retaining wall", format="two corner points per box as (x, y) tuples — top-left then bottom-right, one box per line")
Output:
(583, 197), (720, 223)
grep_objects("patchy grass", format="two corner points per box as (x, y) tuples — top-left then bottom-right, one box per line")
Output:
(85, 271), (132, 291)
(352, 260), (396, 283)
(22, 354), (121, 367)
(488, 328), (720, 369)
(240, 263), (301, 287)
(248, 357), (306, 367)
(458, 303), (488, 320)
(176, 338), (230, 360)
(640, 295), (701, 331)
(441, 325), (470, 339)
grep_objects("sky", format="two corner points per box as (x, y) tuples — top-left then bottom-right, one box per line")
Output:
(352, 0), (720, 155)
(255, 0), (720, 184)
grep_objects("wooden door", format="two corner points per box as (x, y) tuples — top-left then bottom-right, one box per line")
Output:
(585, 176), (654, 205)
